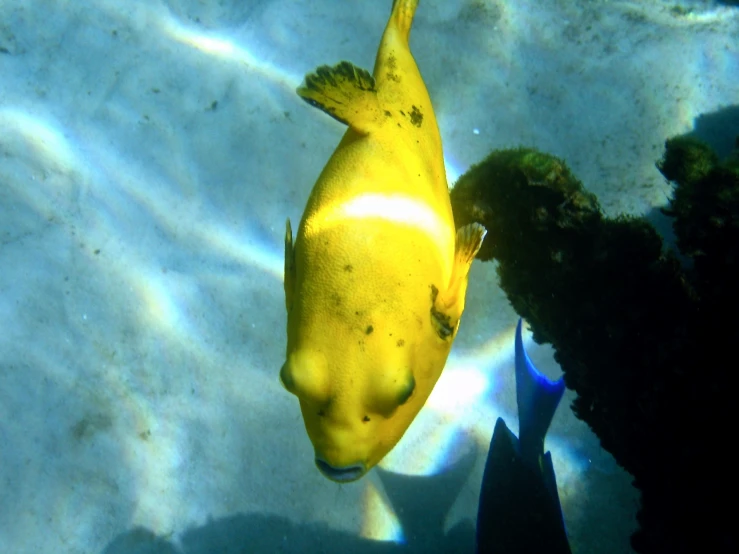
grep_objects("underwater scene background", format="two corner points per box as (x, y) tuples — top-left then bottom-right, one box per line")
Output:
(1, 0), (737, 553)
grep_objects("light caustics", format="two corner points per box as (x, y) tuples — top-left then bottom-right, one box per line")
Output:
(0, 0), (627, 542)
(1, 24), (288, 535)
(159, 12), (302, 97)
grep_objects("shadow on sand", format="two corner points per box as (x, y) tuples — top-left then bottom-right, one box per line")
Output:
(101, 448), (479, 554)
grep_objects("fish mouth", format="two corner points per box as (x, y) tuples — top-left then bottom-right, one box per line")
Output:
(315, 458), (366, 483)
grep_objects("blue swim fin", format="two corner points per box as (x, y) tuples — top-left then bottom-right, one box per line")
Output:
(515, 318), (566, 499)
(476, 319), (570, 554)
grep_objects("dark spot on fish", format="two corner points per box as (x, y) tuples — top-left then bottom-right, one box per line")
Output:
(363, 415), (371, 422)
(431, 308), (454, 339)
(430, 284), (439, 301)
(429, 284), (454, 339)
(384, 110), (392, 117)
(386, 73), (400, 83)
(344, 264), (353, 272)
(397, 339), (405, 347)
(397, 123), (402, 128)
(400, 110), (406, 116)
(331, 292), (342, 306)
(318, 409), (326, 417)
(387, 54), (397, 70)
(366, 325), (374, 335)
(409, 105), (423, 127)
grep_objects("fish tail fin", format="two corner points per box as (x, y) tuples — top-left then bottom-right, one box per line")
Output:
(389, 0), (420, 41)
(515, 318), (566, 470)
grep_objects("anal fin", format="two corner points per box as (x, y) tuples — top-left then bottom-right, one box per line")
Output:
(297, 61), (382, 134)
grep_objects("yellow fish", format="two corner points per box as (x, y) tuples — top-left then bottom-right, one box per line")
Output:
(282, 0), (485, 482)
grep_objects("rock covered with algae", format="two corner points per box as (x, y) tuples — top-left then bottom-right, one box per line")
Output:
(451, 140), (739, 554)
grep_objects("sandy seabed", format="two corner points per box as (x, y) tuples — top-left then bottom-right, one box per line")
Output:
(1, 1), (737, 553)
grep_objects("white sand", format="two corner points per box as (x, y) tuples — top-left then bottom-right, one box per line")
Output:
(1, 0), (736, 552)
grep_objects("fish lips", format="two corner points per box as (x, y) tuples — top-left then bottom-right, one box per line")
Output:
(315, 458), (366, 483)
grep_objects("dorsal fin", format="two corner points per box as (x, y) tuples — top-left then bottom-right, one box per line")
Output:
(297, 61), (383, 134)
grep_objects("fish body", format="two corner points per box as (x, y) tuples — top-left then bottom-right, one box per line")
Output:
(282, 0), (485, 482)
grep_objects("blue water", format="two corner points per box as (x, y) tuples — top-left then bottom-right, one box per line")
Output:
(1, 1), (737, 552)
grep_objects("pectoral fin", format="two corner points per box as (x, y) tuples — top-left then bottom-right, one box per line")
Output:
(284, 218), (295, 312)
(297, 61), (382, 134)
(431, 223), (487, 339)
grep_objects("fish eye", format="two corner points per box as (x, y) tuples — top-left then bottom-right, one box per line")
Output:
(279, 362), (295, 392)
(369, 367), (416, 415)
(397, 373), (415, 405)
